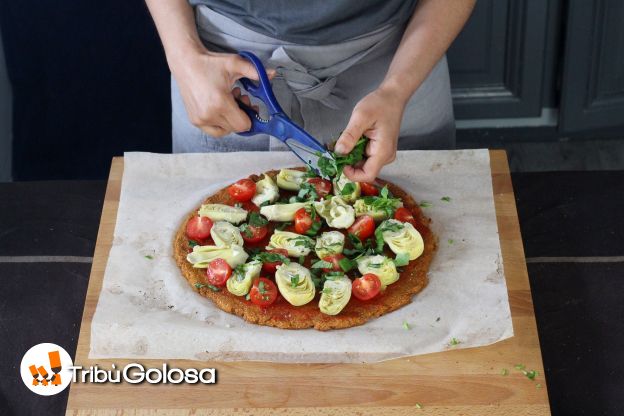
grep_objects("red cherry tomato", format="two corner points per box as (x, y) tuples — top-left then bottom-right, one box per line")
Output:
(206, 258), (232, 287)
(360, 182), (379, 196)
(240, 201), (260, 212)
(352, 273), (382, 301)
(394, 207), (416, 226)
(241, 224), (268, 244)
(294, 208), (321, 235)
(306, 178), (332, 199)
(261, 249), (289, 274)
(322, 254), (346, 273)
(249, 277), (278, 307)
(186, 216), (213, 240)
(227, 179), (256, 202)
(348, 215), (375, 240)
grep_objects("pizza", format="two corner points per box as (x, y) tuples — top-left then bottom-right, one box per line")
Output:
(173, 140), (437, 330)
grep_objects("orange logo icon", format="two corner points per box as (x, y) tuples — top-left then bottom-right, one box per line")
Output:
(21, 343), (72, 395)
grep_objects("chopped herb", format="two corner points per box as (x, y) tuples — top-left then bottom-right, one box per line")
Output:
(441, 196), (451, 202)
(298, 255), (305, 265)
(316, 136), (368, 179)
(415, 403), (422, 409)
(194, 282), (220, 292)
(320, 287), (333, 295)
(501, 368), (509, 376)
(374, 221), (404, 253)
(324, 271), (344, 280)
(338, 257), (355, 272)
(245, 293), (251, 301)
(523, 370), (538, 380)
(394, 252), (410, 267)
(340, 182), (356, 196)
(248, 211), (269, 227)
(289, 195), (300, 204)
(297, 181), (319, 201)
(144, 255), (154, 260)
(303, 166), (319, 178)
(367, 262), (383, 269)
(514, 364), (525, 370)
(419, 201), (432, 208)
(259, 200), (271, 207)
(239, 223), (254, 238)
(312, 259), (334, 269)
(403, 321), (410, 330)
(290, 274), (300, 288)
(449, 337), (461, 346)
(258, 281), (267, 294)
(361, 186), (401, 218)
(536, 383), (542, 389)
(234, 202), (243, 208)
(288, 235), (315, 249)
(344, 233), (374, 258)
(233, 264), (247, 282)
(188, 240), (199, 248)
(276, 222), (292, 231)
(253, 251), (291, 265)
(448, 239), (454, 245)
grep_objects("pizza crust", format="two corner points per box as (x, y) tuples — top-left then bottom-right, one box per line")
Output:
(173, 168), (437, 330)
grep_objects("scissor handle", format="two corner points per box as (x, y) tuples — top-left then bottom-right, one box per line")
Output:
(238, 51), (283, 115)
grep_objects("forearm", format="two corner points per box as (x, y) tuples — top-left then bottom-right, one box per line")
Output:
(144, 0), (206, 72)
(380, 0), (476, 104)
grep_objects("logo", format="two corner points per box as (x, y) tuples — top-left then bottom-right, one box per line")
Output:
(20, 343), (73, 396)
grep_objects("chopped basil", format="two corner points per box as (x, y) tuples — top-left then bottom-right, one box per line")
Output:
(340, 182), (356, 196)
(394, 252), (410, 267)
(298, 255), (305, 265)
(323, 271), (344, 280)
(245, 293), (251, 301)
(248, 211), (269, 227)
(441, 196), (451, 202)
(403, 321), (410, 330)
(449, 337), (461, 346)
(374, 221), (404, 253)
(448, 239), (454, 245)
(296, 181), (318, 201)
(514, 364), (525, 370)
(316, 136), (368, 179)
(338, 257), (355, 272)
(239, 223), (254, 238)
(501, 368), (509, 376)
(188, 240), (199, 248)
(419, 201), (432, 208)
(523, 370), (538, 380)
(258, 280), (266, 294)
(194, 282), (220, 292)
(253, 251), (291, 265)
(361, 186), (401, 218)
(233, 264), (246, 282)
(288, 235), (315, 249)
(144, 255), (154, 260)
(290, 274), (300, 288)
(312, 260), (334, 269)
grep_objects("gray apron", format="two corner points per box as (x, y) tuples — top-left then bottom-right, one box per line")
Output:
(172, 5), (455, 153)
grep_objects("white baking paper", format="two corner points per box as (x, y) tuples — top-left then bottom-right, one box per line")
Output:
(90, 150), (513, 363)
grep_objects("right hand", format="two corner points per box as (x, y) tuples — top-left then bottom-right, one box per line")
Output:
(171, 50), (269, 137)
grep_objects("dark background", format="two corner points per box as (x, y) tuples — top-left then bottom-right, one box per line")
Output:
(1, 0), (623, 180)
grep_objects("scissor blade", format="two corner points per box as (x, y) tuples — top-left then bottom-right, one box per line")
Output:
(285, 138), (334, 179)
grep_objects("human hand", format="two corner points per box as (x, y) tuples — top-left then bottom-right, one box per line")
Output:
(171, 50), (273, 137)
(333, 85), (407, 182)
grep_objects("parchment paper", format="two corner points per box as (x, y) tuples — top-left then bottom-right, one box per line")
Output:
(90, 150), (513, 363)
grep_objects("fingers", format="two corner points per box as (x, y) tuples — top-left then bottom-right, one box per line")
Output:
(228, 55), (259, 81)
(334, 110), (369, 155)
(343, 155), (385, 183)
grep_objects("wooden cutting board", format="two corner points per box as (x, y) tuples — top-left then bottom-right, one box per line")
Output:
(65, 150), (550, 415)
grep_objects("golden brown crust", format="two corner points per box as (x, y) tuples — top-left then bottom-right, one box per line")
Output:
(173, 168), (437, 331)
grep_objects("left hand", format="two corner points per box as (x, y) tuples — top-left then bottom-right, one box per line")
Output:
(334, 86), (407, 182)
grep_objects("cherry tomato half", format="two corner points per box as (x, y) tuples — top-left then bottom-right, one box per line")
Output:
(352, 273), (382, 301)
(227, 179), (256, 203)
(348, 215), (375, 240)
(294, 208), (321, 235)
(360, 182), (379, 196)
(394, 207), (416, 226)
(241, 224), (268, 244)
(261, 248), (289, 274)
(322, 253), (346, 273)
(249, 277), (278, 307)
(206, 258), (232, 287)
(306, 178), (332, 199)
(186, 216), (213, 240)
(240, 201), (260, 212)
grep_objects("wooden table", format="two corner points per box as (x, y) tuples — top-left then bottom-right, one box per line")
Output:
(66, 150), (550, 415)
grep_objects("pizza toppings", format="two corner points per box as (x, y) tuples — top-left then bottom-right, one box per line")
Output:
(199, 203), (248, 224)
(238, 212), (269, 244)
(332, 172), (361, 203)
(294, 207), (322, 236)
(314, 231), (345, 259)
(274, 262), (316, 306)
(226, 259), (262, 296)
(260, 201), (311, 222)
(185, 216), (214, 241)
(305, 177), (332, 199)
(211, 221), (244, 247)
(353, 186), (403, 221)
(249, 277), (278, 307)
(352, 273), (382, 301)
(254, 249), (290, 274)
(187, 244), (249, 268)
(318, 275), (352, 315)
(251, 174), (279, 207)
(347, 215), (375, 240)
(206, 258), (232, 287)
(378, 219), (424, 260)
(276, 168), (306, 191)
(266, 230), (315, 257)
(227, 179), (256, 203)
(313, 196), (355, 229)
(320, 253), (347, 272)
(356, 255), (399, 287)
(360, 182), (379, 196)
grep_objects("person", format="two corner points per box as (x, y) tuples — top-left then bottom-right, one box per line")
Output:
(145, 0), (475, 182)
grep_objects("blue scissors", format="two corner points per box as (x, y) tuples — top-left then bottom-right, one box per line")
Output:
(236, 51), (334, 178)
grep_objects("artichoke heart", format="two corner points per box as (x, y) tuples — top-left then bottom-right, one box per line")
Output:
(332, 173), (361, 203)
(275, 262), (315, 306)
(260, 202), (310, 222)
(210, 221), (243, 247)
(226, 259), (262, 296)
(315, 231), (345, 259)
(186, 244), (249, 268)
(313, 196), (355, 229)
(380, 219), (424, 260)
(353, 198), (403, 221)
(319, 276), (352, 315)
(198, 204), (247, 224)
(276, 168), (306, 191)
(251, 174), (279, 207)
(266, 230), (315, 257)
(356, 255), (400, 287)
